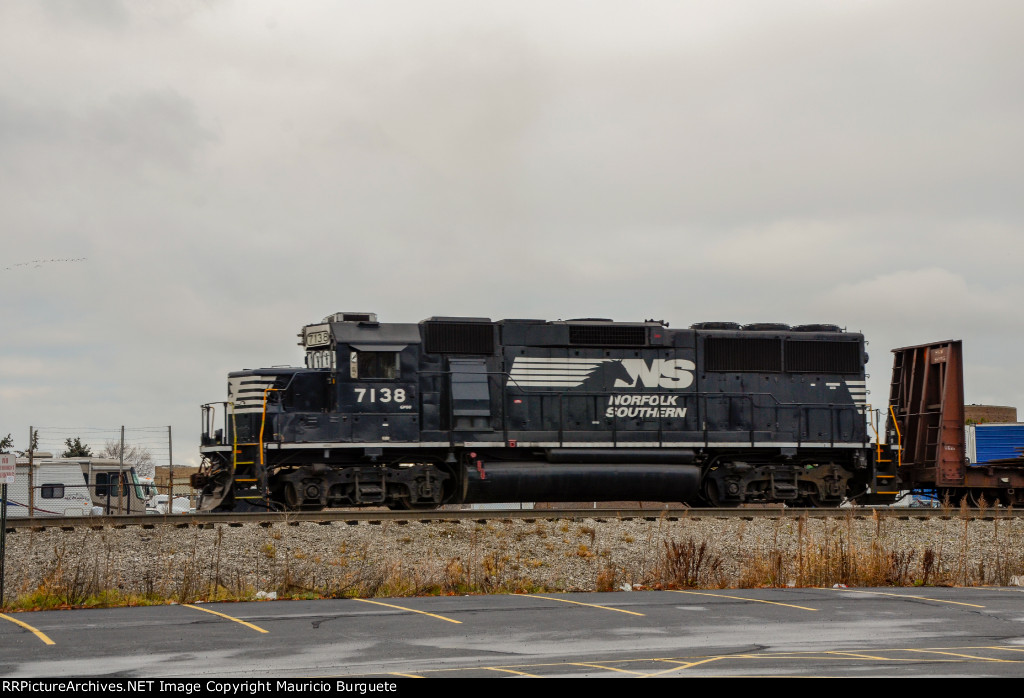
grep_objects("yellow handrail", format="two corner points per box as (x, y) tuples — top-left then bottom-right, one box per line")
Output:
(259, 387), (280, 468)
(230, 401), (238, 475)
(889, 405), (902, 468)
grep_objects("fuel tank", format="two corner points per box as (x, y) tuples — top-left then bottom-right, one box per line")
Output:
(462, 461), (700, 503)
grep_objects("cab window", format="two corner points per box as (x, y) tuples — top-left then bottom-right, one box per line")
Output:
(95, 472), (129, 497)
(350, 351), (399, 380)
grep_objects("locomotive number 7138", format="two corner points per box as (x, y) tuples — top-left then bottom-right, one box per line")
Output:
(354, 388), (407, 403)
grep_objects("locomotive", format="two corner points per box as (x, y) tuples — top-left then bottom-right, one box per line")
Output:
(197, 311), (937, 511)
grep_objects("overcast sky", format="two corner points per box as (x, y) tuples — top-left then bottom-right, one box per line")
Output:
(2, 1), (1022, 464)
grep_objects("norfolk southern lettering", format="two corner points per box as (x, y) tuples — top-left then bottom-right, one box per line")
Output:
(197, 314), (873, 510)
(605, 394), (686, 418)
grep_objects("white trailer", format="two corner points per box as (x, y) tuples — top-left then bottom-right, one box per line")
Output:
(3, 457), (151, 516)
(3, 461), (93, 518)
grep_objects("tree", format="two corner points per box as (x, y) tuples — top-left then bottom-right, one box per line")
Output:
(98, 440), (155, 478)
(62, 437), (93, 458)
(15, 429), (38, 457)
(0, 433), (12, 453)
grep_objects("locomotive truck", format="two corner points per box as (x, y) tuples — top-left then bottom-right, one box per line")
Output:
(194, 312), (1022, 511)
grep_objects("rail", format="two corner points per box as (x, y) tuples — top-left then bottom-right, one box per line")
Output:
(5, 504), (1020, 531)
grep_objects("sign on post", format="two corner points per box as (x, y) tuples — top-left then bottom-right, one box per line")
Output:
(0, 454), (14, 484)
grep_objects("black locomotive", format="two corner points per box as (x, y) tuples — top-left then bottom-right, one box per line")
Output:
(196, 312), (898, 511)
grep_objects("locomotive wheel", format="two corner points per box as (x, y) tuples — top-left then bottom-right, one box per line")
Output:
(701, 479), (739, 508)
(282, 481), (301, 509)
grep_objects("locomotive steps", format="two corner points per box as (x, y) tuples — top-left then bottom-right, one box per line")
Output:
(3, 505), (1024, 611)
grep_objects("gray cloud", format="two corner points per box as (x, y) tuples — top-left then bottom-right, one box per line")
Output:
(39, 0), (130, 29)
(1, 1), (1022, 460)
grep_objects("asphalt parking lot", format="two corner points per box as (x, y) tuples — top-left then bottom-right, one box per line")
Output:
(4, 587), (1024, 677)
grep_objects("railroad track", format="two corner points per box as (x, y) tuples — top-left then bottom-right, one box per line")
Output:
(4, 505), (1019, 530)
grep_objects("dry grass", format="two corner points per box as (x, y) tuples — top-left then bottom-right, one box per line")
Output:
(5, 511), (1024, 611)
(656, 538), (725, 588)
(730, 509), (1024, 589)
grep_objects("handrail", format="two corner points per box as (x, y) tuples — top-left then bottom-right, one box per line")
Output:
(889, 405), (903, 468)
(217, 370), (332, 449)
(259, 388), (281, 468)
(230, 401), (238, 477)
(200, 401), (228, 445)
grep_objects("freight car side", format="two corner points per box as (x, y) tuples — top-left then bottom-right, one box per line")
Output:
(886, 340), (1024, 506)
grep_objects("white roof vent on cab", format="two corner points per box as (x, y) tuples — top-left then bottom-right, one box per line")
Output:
(323, 312), (378, 324)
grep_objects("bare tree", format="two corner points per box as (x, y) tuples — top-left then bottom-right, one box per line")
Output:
(98, 440), (154, 478)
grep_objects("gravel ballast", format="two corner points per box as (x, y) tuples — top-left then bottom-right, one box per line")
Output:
(4, 513), (1024, 605)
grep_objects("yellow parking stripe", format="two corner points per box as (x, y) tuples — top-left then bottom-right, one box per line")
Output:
(0, 613), (55, 645)
(643, 656), (725, 676)
(183, 604), (269, 633)
(826, 588), (984, 608)
(360, 645), (1024, 678)
(904, 649), (1015, 662)
(352, 598), (462, 624)
(522, 594), (645, 616)
(390, 673), (424, 678)
(570, 662), (647, 675)
(485, 668), (540, 677)
(667, 589), (818, 611)
(827, 650), (904, 661)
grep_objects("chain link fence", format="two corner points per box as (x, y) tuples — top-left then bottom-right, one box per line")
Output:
(3, 426), (195, 516)
(32, 426), (170, 478)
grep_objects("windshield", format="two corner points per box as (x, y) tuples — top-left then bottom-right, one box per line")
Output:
(129, 468), (147, 501)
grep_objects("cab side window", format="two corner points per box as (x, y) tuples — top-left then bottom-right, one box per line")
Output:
(94, 472), (128, 497)
(350, 351), (399, 380)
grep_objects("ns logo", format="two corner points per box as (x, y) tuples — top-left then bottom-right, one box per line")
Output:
(613, 359), (695, 389)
